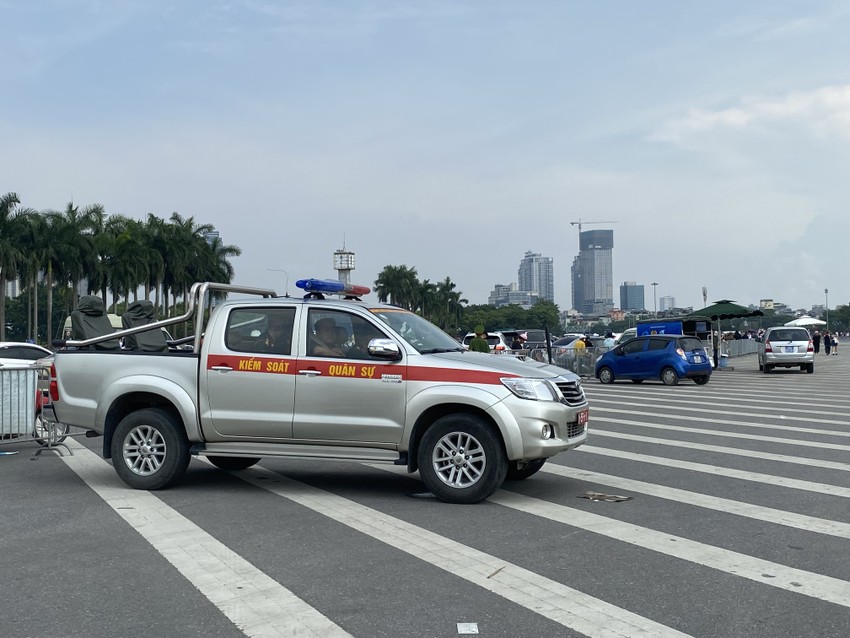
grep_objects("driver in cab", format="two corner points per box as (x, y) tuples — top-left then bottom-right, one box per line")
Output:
(310, 317), (347, 357)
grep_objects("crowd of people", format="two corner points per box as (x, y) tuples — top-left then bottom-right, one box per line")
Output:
(812, 330), (840, 355)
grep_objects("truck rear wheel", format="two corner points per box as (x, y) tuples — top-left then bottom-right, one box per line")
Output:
(111, 408), (190, 490)
(417, 414), (507, 504)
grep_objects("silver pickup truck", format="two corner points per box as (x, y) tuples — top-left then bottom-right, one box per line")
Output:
(48, 280), (589, 503)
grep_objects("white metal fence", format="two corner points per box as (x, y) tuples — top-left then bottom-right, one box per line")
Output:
(0, 363), (73, 455)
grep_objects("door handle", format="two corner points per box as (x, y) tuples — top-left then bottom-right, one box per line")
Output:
(299, 369), (321, 377)
(210, 365), (233, 372)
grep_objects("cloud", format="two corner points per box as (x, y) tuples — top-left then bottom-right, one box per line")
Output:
(651, 85), (850, 146)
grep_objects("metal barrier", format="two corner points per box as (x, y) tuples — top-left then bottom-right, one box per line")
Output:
(0, 363), (74, 456)
(526, 347), (610, 377)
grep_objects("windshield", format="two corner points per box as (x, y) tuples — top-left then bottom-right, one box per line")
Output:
(369, 308), (463, 353)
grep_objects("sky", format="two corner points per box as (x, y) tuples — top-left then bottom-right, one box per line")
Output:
(2, 1), (848, 314)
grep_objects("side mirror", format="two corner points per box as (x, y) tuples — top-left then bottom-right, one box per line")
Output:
(367, 338), (403, 361)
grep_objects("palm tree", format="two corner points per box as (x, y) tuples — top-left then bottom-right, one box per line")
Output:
(0, 193), (35, 341)
(17, 212), (50, 342)
(163, 212), (214, 315)
(374, 265), (419, 310)
(416, 279), (438, 320)
(435, 277), (466, 332)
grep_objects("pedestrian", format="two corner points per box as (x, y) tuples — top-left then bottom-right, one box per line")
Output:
(468, 325), (490, 353)
(831, 333), (839, 355)
(510, 332), (526, 350)
(812, 330), (821, 354)
(823, 331), (832, 355)
(603, 332), (616, 349)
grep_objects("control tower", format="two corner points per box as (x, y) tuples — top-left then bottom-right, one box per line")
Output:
(333, 247), (355, 284)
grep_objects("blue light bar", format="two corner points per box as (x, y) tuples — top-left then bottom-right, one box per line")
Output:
(295, 279), (371, 296)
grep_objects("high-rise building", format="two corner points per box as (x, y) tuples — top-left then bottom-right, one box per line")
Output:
(619, 281), (644, 311)
(571, 230), (614, 315)
(659, 296), (676, 312)
(488, 283), (541, 308)
(517, 251), (554, 303)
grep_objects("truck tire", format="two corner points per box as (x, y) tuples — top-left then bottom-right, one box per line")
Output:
(208, 456), (260, 471)
(111, 408), (190, 490)
(505, 458), (546, 481)
(417, 414), (507, 504)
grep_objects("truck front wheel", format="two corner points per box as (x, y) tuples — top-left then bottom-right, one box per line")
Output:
(417, 414), (507, 504)
(111, 408), (190, 490)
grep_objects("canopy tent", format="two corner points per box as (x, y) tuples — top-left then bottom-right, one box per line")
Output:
(784, 316), (826, 327)
(686, 300), (764, 368)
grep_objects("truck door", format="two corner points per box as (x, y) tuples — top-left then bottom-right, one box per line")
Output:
(202, 306), (298, 440)
(292, 308), (407, 444)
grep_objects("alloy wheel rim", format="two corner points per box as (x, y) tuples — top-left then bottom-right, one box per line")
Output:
(123, 425), (167, 476)
(431, 431), (486, 488)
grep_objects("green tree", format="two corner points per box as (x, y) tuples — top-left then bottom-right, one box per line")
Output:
(374, 265), (419, 310)
(0, 193), (35, 341)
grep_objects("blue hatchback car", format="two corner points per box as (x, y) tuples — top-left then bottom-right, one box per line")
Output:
(594, 334), (712, 385)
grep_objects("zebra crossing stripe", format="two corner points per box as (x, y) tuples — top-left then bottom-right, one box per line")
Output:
(540, 464), (850, 539)
(488, 490), (850, 608)
(590, 428), (850, 471)
(227, 463), (692, 638)
(577, 446), (850, 497)
(367, 464), (850, 607)
(61, 441), (353, 638)
(588, 403), (850, 434)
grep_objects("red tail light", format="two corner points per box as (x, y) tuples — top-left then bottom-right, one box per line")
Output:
(49, 362), (59, 402)
(807, 340), (814, 353)
(764, 341), (773, 353)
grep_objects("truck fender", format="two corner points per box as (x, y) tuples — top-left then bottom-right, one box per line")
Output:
(97, 375), (201, 457)
(404, 384), (524, 466)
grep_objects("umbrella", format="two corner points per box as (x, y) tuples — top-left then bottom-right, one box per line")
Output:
(686, 300), (764, 368)
(688, 299), (764, 321)
(784, 316), (826, 327)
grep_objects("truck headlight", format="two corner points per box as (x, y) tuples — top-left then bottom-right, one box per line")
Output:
(501, 378), (558, 401)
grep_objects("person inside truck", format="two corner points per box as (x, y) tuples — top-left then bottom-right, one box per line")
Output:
(347, 320), (382, 359)
(264, 312), (294, 355)
(310, 317), (347, 357)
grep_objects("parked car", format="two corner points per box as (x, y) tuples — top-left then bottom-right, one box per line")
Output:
(757, 326), (814, 374)
(461, 330), (513, 352)
(0, 342), (52, 367)
(616, 328), (637, 344)
(594, 335), (712, 385)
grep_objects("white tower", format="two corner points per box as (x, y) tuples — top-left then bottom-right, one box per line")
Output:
(333, 248), (355, 284)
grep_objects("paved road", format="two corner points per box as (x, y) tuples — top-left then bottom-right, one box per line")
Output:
(2, 353), (848, 637)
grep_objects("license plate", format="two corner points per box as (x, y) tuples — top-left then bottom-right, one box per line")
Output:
(784, 346), (796, 353)
(694, 355), (702, 363)
(577, 409), (589, 425)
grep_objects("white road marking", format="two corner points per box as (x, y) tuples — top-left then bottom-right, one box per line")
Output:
(226, 463), (692, 638)
(539, 464), (850, 539)
(369, 465), (850, 607)
(488, 492), (850, 608)
(588, 414), (850, 450)
(585, 394), (850, 421)
(587, 403), (850, 434)
(577, 446), (850, 497)
(61, 441), (352, 638)
(590, 428), (850, 471)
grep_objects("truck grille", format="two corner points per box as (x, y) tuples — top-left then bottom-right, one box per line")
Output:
(567, 423), (586, 439)
(555, 378), (586, 406)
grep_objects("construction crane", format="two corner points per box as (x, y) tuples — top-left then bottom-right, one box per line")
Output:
(569, 219), (619, 249)
(569, 219), (619, 234)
